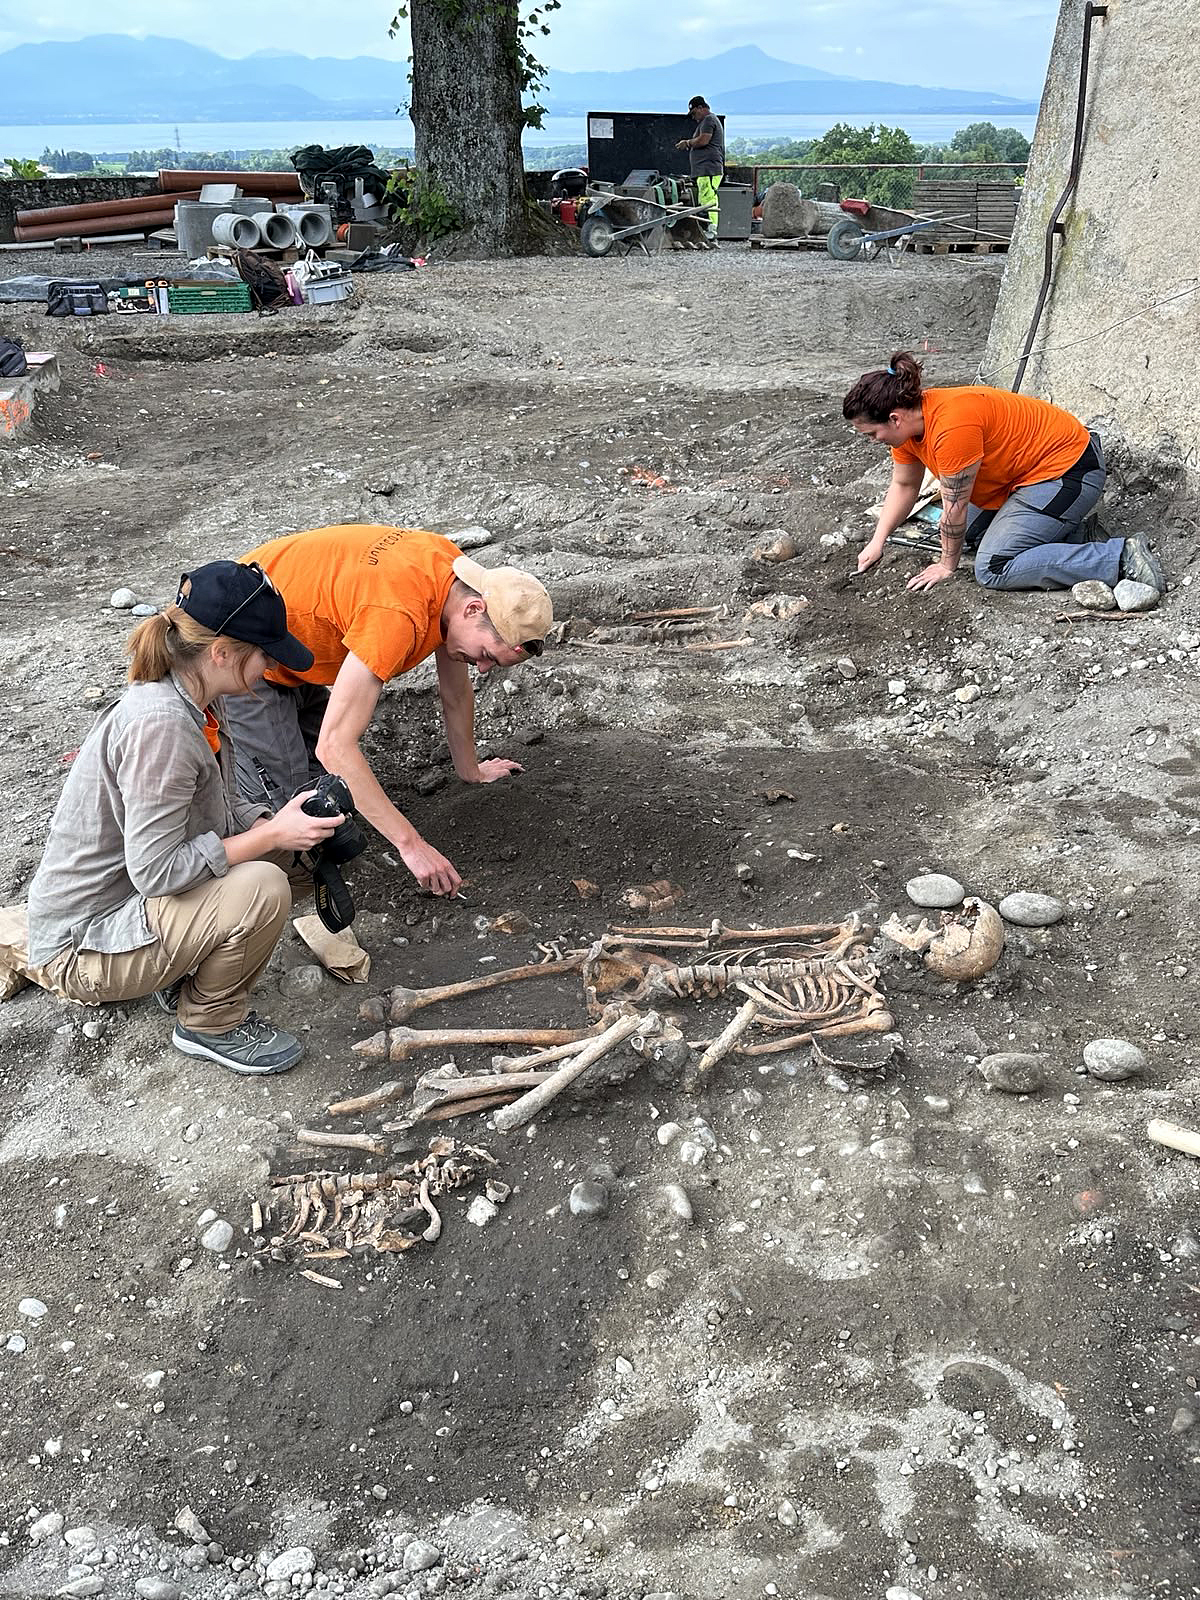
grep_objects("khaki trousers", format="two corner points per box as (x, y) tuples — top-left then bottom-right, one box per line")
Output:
(27, 862), (291, 1034)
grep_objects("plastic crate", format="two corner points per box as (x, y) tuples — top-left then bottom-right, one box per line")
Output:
(166, 282), (252, 315)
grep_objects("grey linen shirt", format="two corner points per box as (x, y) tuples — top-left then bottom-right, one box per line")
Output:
(27, 674), (267, 965)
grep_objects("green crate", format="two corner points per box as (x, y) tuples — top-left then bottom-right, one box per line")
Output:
(166, 282), (252, 315)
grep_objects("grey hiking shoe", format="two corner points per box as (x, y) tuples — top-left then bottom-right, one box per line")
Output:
(153, 977), (185, 1015)
(1119, 535), (1164, 592)
(172, 1012), (303, 1076)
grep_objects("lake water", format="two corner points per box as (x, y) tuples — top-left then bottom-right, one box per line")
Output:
(1, 111), (1039, 161)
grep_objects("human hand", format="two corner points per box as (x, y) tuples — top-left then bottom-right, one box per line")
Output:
(271, 789), (344, 853)
(473, 757), (524, 783)
(906, 561), (957, 593)
(857, 538), (886, 574)
(399, 835), (463, 897)
(675, 140), (689, 151)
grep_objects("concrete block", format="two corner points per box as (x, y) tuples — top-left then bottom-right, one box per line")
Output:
(24, 353), (60, 393)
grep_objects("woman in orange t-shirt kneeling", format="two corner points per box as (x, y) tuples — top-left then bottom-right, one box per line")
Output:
(843, 352), (1164, 597)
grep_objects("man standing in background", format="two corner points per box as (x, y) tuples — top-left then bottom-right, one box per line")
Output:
(676, 95), (725, 241)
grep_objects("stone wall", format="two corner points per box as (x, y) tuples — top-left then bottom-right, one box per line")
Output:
(985, 0), (1200, 505)
(0, 177), (161, 243)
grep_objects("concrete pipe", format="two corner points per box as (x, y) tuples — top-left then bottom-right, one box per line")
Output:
(278, 205), (332, 249)
(253, 211), (298, 250)
(212, 212), (262, 248)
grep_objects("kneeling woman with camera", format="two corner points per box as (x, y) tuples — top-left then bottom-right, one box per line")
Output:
(21, 562), (345, 1076)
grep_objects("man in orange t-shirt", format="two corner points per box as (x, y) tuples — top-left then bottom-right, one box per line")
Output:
(222, 525), (553, 896)
(842, 353), (1164, 597)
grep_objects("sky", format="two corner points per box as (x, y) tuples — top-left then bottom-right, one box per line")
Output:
(0, 0), (1059, 98)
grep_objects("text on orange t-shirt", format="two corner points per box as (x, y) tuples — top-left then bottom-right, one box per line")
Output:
(243, 525), (461, 688)
(891, 386), (1090, 511)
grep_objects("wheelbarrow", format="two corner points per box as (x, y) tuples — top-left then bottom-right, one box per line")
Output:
(825, 210), (975, 262)
(579, 191), (716, 258)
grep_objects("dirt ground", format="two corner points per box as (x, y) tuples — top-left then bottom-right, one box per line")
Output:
(1, 243), (1198, 1600)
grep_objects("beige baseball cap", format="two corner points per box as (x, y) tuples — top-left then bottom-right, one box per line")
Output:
(452, 554), (553, 651)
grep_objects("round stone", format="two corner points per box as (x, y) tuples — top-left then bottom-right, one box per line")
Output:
(1071, 579), (1116, 610)
(18, 1298), (48, 1319)
(109, 588), (137, 610)
(953, 684), (982, 704)
(906, 873), (965, 909)
(265, 1548), (316, 1583)
(870, 1136), (915, 1163)
(979, 1052), (1046, 1095)
(568, 1180), (609, 1219)
(1082, 1038), (1145, 1081)
(135, 1581), (182, 1600)
(660, 1183), (694, 1223)
(200, 1220), (234, 1253)
(6, 1333), (26, 1354)
(401, 1541), (441, 1573)
(1113, 577), (1159, 613)
(998, 892), (1065, 927)
(279, 964), (326, 998)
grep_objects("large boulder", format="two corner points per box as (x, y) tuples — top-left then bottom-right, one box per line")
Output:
(760, 183), (816, 239)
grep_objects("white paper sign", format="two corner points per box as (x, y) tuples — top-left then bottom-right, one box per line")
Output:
(588, 117), (614, 140)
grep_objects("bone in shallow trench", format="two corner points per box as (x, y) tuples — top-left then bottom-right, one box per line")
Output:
(358, 953), (587, 1026)
(352, 1023), (599, 1063)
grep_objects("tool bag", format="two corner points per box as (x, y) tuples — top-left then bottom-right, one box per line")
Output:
(46, 281), (108, 317)
(0, 336), (27, 377)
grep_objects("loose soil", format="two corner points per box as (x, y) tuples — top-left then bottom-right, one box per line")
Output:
(0, 245), (1198, 1600)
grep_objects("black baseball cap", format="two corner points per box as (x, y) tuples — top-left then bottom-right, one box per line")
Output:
(175, 560), (314, 673)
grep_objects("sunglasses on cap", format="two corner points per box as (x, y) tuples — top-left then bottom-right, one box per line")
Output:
(212, 563), (276, 637)
(520, 638), (544, 658)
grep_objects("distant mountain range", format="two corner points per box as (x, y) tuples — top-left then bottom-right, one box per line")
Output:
(0, 36), (1037, 125)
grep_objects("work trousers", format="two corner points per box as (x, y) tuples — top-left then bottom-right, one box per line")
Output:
(224, 681), (330, 807)
(696, 174), (722, 230)
(968, 432), (1114, 591)
(19, 863), (291, 1033)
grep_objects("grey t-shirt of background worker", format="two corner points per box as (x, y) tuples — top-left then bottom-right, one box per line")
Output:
(689, 113), (725, 177)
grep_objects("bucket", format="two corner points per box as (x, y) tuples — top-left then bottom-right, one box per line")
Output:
(253, 211), (298, 250)
(212, 212), (261, 249)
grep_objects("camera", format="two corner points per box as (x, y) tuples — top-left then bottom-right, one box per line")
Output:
(301, 773), (367, 933)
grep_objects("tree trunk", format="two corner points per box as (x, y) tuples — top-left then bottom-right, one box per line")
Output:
(409, 0), (536, 257)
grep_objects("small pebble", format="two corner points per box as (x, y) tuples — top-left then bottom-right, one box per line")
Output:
(402, 1540), (441, 1573)
(645, 1267), (672, 1289)
(465, 1195), (498, 1227)
(6, 1333), (27, 1354)
(953, 683), (982, 704)
(660, 1183), (694, 1223)
(568, 1180), (609, 1219)
(65, 1527), (98, 1549)
(1171, 1407), (1197, 1435)
(776, 1499), (798, 1527)
(1082, 1038), (1145, 1081)
(57, 1579), (103, 1597)
(655, 1121), (682, 1146)
(130, 604), (159, 618)
(906, 873), (964, 909)
(30, 1512), (63, 1544)
(979, 1052), (1046, 1094)
(81, 1018), (106, 1040)
(200, 1220), (234, 1253)
(1113, 577), (1159, 612)
(836, 657), (857, 679)
(1071, 579), (1116, 610)
(18, 1298), (48, 1319)
(173, 1507), (209, 1545)
(109, 588), (137, 610)
(134, 1581), (181, 1600)
(265, 1548), (315, 1583)
(998, 892), (1065, 927)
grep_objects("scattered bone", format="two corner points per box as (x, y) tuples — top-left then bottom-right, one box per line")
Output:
(692, 996), (760, 1083)
(620, 880), (684, 915)
(378, 954), (585, 1024)
(353, 1023), (597, 1065)
(300, 1270), (343, 1289)
(492, 1037), (593, 1071)
(492, 1011), (656, 1133)
(733, 1008), (896, 1056)
(1148, 1118), (1200, 1159)
(629, 605), (723, 621)
(297, 1129), (386, 1156)
(417, 1179), (441, 1241)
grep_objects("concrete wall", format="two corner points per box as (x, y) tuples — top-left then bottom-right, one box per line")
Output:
(0, 177), (160, 243)
(985, 0), (1200, 503)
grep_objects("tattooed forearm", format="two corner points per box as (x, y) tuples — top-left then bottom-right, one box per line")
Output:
(938, 460), (981, 536)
